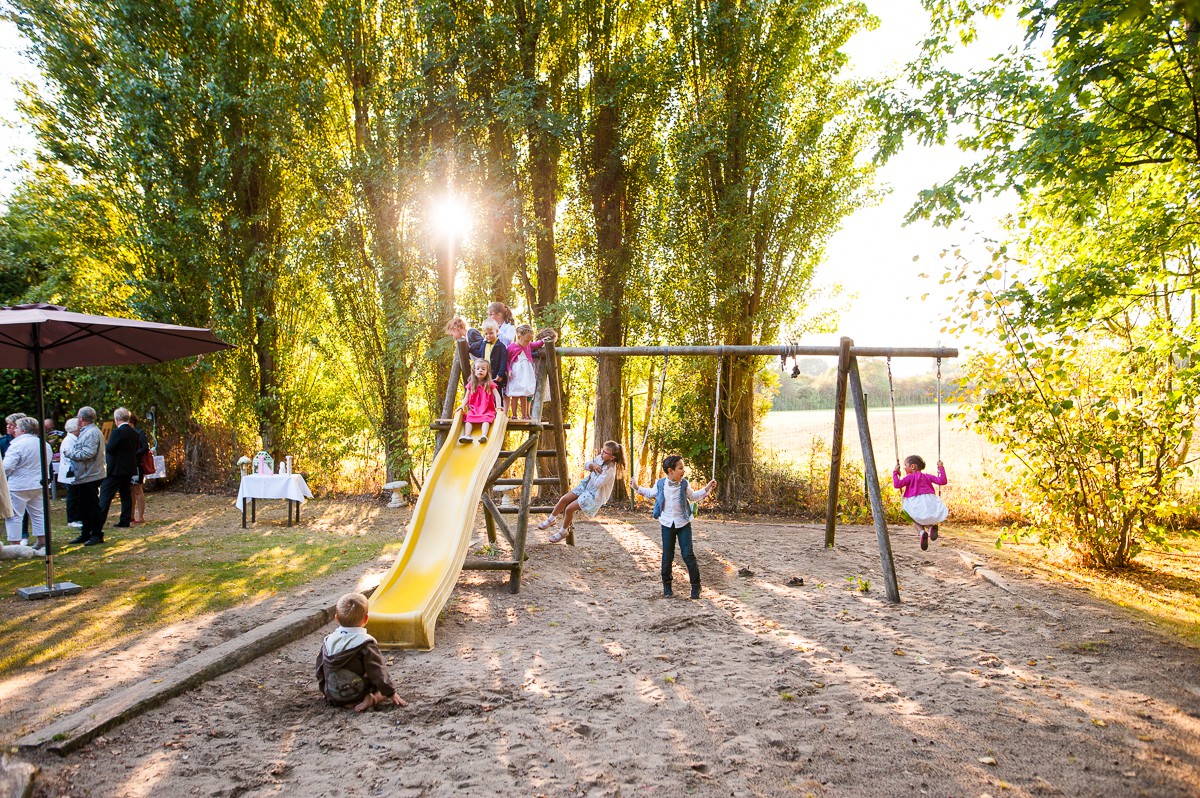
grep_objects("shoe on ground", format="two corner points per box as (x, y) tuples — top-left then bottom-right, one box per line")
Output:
(536, 516), (558, 531)
(930, 524), (939, 541)
(663, 584), (673, 597)
(83, 536), (105, 546)
(920, 530), (929, 551)
(68, 535), (89, 545)
(32, 547), (45, 557)
(689, 586), (701, 600)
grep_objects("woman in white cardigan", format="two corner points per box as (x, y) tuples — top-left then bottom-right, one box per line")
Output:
(3, 416), (53, 552)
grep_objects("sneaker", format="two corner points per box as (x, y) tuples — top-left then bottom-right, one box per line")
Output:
(32, 547), (45, 557)
(930, 525), (939, 542)
(920, 530), (929, 551)
(478, 435), (487, 444)
(536, 515), (558, 531)
(68, 521), (83, 529)
(457, 435), (471, 444)
(663, 584), (673, 597)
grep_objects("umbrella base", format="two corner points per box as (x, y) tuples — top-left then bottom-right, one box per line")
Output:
(17, 582), (84, 600)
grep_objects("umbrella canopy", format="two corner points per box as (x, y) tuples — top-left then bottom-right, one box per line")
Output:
(0, 303), (231, 368)
(0, 303), (233, 598)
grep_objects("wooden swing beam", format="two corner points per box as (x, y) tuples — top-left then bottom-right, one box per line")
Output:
(557, 339), (958, 605)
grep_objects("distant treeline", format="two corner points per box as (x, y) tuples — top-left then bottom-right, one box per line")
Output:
(770, 358), (964, 411)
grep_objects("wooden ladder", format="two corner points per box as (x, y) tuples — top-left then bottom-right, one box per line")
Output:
(431, 338), (571, 592)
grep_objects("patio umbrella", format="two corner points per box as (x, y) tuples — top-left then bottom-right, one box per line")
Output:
(0, 303), (233, 599)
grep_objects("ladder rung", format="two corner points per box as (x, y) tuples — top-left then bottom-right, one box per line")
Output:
(492, 477), (563, 486)
(430, 420), (571, 431)
(463, 559), (520, 571)
(498, 505), (559, 514)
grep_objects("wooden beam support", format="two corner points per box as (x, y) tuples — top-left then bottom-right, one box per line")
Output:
(848, 355), (901, 604)
(826, 336), (852, 548)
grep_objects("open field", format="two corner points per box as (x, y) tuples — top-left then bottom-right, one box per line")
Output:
(762, 405), (1001, 485)
(3, 492), (1199, 797)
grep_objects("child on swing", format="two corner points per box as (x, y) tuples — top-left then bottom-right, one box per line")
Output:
(632, 455), (717, 599)
(458, 358), (503, 444)
(538, 440), (625, 543)
(892, 455), (948, 551)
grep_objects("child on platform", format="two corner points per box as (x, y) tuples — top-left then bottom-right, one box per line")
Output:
(632, 455), (716, 599)
(315, 593), (406, 712)
(487, 301), (517, 345)
(459, 358), (503, 444)
(538, 440), (625, 543)
(892, 455), (948, 551)
(469, 319), (508, 396)
(505, 324), (545, 420)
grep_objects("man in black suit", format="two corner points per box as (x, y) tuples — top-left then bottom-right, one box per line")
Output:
(97, 407), (139, 541)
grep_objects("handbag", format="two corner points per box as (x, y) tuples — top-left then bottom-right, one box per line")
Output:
(140, 450), (156, 475)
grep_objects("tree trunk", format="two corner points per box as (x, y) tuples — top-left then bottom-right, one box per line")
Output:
(589, 69), (628, 502)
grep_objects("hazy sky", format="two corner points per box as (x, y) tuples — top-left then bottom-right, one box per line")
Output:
(0, 2), (1020, 376)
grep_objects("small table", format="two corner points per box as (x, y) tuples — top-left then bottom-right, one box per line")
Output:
(235, 474), (313, 528)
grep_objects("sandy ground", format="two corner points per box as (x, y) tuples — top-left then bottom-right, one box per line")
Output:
(12, 510), (1200, 798)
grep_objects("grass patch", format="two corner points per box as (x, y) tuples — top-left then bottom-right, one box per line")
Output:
(0, 492), (405, 679)
(953, 525), (1200, 647)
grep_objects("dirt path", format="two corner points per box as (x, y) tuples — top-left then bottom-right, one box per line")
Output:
(18, 513), (1200, 797)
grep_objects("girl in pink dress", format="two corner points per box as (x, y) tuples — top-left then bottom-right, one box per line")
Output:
(459, 359), (503, 444)
(892, 454), (948, 551)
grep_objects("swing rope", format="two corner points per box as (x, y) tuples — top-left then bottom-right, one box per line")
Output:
(639, 353), (669, 477)
(712, 351), (723, 479)
(936, 356), (942, 463)
(886, 356), (900, 468)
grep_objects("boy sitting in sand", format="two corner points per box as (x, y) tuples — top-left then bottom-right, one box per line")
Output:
(315, 593), (407, 711)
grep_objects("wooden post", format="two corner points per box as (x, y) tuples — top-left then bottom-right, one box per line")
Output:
(543, 343), (571, 498)
(825, 337), (852, 547)
(434, 342), (467, 454)
(848, 356), (901, 604)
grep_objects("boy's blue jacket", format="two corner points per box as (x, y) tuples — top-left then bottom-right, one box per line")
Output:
(652, 477), (692, 523)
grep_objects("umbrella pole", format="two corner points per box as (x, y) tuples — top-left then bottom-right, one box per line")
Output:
(34, 351), (52, 590)
(17, 347), (81, 600)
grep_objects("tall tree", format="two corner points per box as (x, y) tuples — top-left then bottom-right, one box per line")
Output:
(663, 0), (873, 500)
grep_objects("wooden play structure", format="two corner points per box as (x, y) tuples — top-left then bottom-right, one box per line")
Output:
(434, 336), (956, 603)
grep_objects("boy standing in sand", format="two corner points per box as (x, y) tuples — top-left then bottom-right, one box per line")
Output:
(632, 455), (716, 599)
(316, 593), (407, 711)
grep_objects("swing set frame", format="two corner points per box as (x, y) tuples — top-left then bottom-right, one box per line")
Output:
(558, 337), (958, 604)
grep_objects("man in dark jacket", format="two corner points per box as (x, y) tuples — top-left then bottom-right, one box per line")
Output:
(98, 407), (139, 539)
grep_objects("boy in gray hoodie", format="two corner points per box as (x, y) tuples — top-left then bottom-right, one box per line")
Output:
(315, 593), (406, 711)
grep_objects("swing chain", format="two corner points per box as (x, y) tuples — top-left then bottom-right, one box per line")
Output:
(886, 356), (900, 469)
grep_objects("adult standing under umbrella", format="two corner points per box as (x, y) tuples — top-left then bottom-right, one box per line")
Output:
(0, 303), (231, 598)
(3, 416), (53, 551)
(64, 407), (106, 547)
(98, 407), (138, 540)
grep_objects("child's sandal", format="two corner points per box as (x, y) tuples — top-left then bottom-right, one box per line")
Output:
(548, 527), (570, 544)
(536, 515), (558, 530)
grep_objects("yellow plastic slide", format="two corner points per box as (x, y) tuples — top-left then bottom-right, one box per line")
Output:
(367, 410), (508, 649)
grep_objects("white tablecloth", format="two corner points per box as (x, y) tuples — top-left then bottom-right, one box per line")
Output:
(235, 474), (313, 510)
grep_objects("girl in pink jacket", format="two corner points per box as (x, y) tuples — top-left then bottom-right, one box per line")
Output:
(892, 454), (948, 551)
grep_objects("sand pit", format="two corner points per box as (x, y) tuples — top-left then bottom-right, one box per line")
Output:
(14, 512), (1200, 797)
